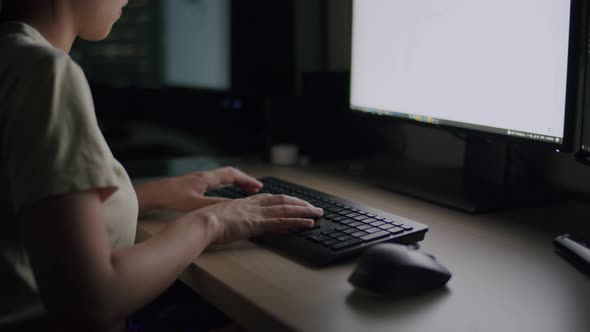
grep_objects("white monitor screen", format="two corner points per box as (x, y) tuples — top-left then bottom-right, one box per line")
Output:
(350, 0), (572, 144)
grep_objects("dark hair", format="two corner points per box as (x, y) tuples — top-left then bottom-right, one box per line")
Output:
(0, 0), (20, 22)
(0, 0), (8, 22)
(1, 1), (41, 22)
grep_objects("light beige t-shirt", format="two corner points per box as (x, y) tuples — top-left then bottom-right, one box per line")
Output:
(0, 22), (139, 323)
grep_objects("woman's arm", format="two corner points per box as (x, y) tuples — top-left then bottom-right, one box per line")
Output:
(134, 167), (263, 215)
(19, 190), (213, 331)
(19, 189), (321, 331)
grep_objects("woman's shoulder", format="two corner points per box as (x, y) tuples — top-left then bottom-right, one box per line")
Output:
(0, 22), (84, 81)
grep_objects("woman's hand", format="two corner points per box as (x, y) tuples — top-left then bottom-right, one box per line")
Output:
(135, 167), (264, 214)
(188, 193), (324, 245)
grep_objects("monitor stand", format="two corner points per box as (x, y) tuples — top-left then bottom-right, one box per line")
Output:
(575, 150), (590, 167)
(375, 137), (564, 213)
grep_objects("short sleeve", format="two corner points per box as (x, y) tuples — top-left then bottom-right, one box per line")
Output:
(2, 52), (119, 211)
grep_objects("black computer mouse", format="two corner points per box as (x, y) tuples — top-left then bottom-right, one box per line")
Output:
(348, 243), (452, 296)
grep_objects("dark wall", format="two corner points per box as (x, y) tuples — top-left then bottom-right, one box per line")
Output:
(231, 0), (295, 96)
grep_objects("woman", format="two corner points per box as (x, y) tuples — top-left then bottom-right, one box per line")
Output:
(0, 0), (322, 331)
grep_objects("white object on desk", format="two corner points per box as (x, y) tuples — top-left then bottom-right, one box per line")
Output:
(270, 144), (299, 166)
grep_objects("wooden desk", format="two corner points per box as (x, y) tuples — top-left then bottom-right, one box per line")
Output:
(137, 163), (590, 332)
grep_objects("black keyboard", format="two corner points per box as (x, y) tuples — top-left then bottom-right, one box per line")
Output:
(207, 177), (428, 266)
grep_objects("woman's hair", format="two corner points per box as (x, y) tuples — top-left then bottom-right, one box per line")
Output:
(0, 0), (20, 22)
(0, 1), (43, 22)
(0, 0), (8, 22)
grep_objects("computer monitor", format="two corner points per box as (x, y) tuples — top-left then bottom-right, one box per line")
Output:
(350, 0), (585, 212)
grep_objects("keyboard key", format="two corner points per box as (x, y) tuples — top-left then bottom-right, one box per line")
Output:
(360, 231), (390, 242)
(321, 229), (338, 236)
(387, 227), (405, 235)
(334, 225), (350, 231)
(398, 224), (414, 231)
(326, 206), (344, 213)
(343, 228), (359, 234)
(330, 232), (346, 238)
(331, 238), (362, 250)
(353, 215), (369, 221)
(295, 222), (320, 232)
(364, 227), (381, 233)
(345, 212), (361, 218)
(349, 221), (364, 227)
(298, 230), (316, 236)
(315, 234), (332, 242)
(351, 231), (369, 237)
(321, 239), (339, 247)
(356, 224), (371, 231)
(362, 218), (378, 224)
(340, 219), (356, 225)
(369, 221), (385, 227)
(332, 216), (347, 222)
(336, 235), (354, 242)
(305, 234), (325, 242)
(378, 224), (395, 230)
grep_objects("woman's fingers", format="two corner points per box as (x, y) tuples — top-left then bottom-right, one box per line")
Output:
(202, 194), (323, 244)
(256, 218), (315, 235)
(208, 167), (263, 192)
(261, 205), (324, 219)
(253, 194), (315, 208)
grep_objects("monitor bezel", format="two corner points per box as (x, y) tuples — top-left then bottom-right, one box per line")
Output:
(579, 0), (590, 157)
(349, 0), (586, 153)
